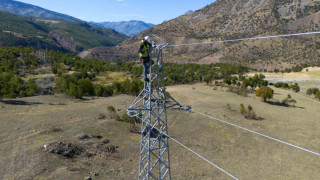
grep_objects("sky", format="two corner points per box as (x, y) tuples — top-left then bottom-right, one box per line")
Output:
(16, 0), (216, 24)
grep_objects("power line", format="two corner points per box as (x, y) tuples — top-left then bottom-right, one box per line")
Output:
(128, 45), (237, 179)
(192, 110), (320, 157)
(143, 121), (239, 180)
(168, 31), (320, 47)
(168, 135), (239, 180)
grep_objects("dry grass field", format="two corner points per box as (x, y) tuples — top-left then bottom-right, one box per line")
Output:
(0, 83), (320, 179)
(246, 67), (320, 80)
(95, 72), (130, 85)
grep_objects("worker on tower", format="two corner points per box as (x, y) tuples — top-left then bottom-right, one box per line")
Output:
(138, 36), (153, 82)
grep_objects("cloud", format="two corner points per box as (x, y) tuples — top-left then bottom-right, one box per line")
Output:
(116, 0), (125, 2)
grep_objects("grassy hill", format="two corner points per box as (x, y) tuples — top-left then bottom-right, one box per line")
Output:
(0, 11), (128, 52)
(0, 82), (320, 179)
(80, 0), (320, 70)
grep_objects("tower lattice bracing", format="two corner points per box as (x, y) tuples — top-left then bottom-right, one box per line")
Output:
(127, 43), (190, 180)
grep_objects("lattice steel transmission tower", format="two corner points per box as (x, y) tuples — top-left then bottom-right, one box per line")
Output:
(127, 43), (190, 180)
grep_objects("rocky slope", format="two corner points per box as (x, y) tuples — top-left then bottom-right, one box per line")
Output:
(81, 0), (320, 70)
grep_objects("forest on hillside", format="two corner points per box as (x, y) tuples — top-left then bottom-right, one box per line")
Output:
(0, 46), (311, 99)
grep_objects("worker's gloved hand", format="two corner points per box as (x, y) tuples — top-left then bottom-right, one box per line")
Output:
(140, 50), (145, 54)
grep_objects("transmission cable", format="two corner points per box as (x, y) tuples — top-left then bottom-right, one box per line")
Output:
(169, 135), (239, 180)
(192, 110), (320, 157)
(143, 121), (239, 180)
(168, 31), (320, 47)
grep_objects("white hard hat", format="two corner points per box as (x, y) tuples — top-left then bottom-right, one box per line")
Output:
(144, 36), (150, 42)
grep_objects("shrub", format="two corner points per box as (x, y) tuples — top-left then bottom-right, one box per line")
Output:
(223, 76), (232, 85)
(282, 94), (297, 106)
(98, 113), (106, 119)
(25, 79), (39, 96)
(274, 82), (289, 89)
(315, 92), (320, 100)
(306, 88), (319, 95)
(103, 85), (114, 97)
(55, 72), (142, 99)
(274, 82), (282, 88)
(77, 78), (94, 96)
(231, 77), (238, 85)
(113, 82), (122, 94)
(107, 105), (117, 119)
(69, 83), (82, 98)
(256, 86), (274, 102)
(240, 104), (257, 120)
(55, 73), (95, 98)
(94, 85), (104, 97)
(226, 104), (231, 111)
(274, 82), (300, 93)
(240, 104), (245, 115)
(107, 105), (116, 113)
(241, 79), (250, 89)
(0, 72), (39, 98)
(122, 113), (138, 132)
(121, 113), (141, 123)
(122, 113), (132, 123)
(228, 85), (249, 96)
(246, 106), (257, 120)
(290, 83), (300, 93)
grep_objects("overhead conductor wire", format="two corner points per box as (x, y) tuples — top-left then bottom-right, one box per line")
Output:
(143, 121), (239, 180)
(192, 110), (320, 157)
(169, 135), (239, 180)
(168, 31), (320, 47)
(136, 30), (320, 179)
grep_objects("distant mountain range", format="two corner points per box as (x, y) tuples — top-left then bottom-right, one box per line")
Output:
(183, 10), (194, 15)
(0, 0), (154, 38)
(0, 0), (129, 52)
(0, 0), (82, 22)
(91, 21), (154, 37)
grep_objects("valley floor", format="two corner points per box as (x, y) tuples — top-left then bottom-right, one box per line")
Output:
(0, 83), (320, 179)
(246, 67), (320, 80)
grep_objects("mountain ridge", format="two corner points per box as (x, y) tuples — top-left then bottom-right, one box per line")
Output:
(80, 0), (320, 70)
(90, 20), (154, 37)
(0, 10), (127, 52)
(0, 0), (152, 39)
(0, 0), (82, 22)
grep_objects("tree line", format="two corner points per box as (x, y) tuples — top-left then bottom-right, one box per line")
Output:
(0, 46), (39, 98)
(55, 72), (143, 99)
(163, 63), (249, 85)
(0, 47), (312, 100)
(48, 51), (142, 77)
(274, 82), (300, 93)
